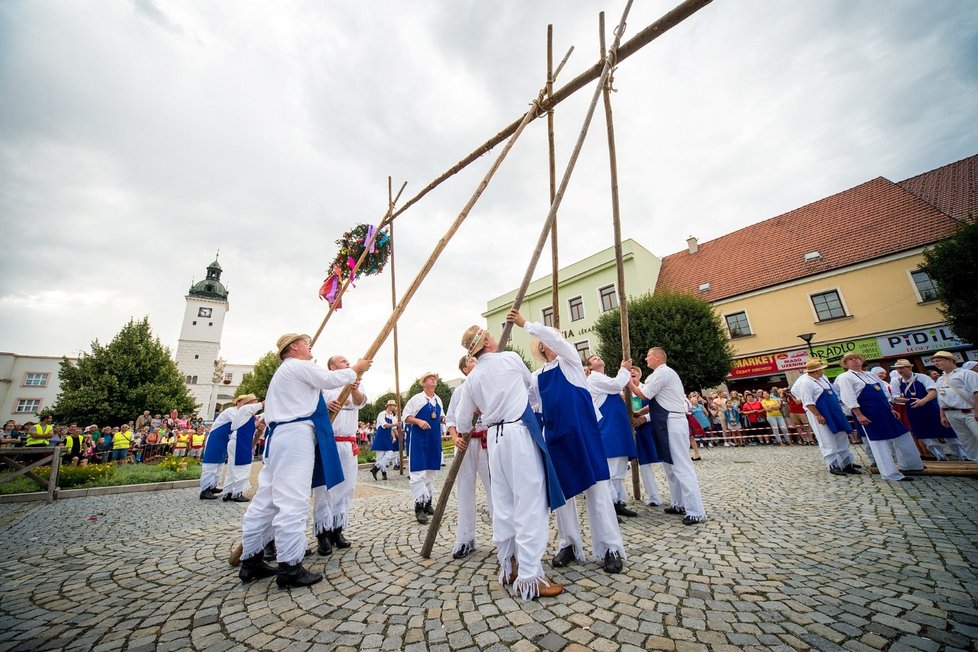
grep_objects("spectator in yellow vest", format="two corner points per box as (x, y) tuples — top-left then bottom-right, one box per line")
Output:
(26, 416), (54, 446)
(174, 431), (191, 457)
(188, 430), (206, 459)
(111, 424), (133, 464)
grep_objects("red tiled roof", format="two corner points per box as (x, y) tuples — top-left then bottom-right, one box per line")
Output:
(656, 177), (959, 302)
(898, 154), (977, 223)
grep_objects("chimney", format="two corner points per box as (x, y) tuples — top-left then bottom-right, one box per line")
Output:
(686, 236), (698, 254)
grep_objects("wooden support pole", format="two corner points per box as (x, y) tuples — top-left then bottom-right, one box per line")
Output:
(547, 25), (561, 330)
(388, 0), (712, 225)
(309, 182), (408, 349)
(422, 2), (635, 560)
(388, 179), (406, 475)
(599, 12), (642, 501)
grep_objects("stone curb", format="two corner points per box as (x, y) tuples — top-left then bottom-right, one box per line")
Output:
(0, 479), (201, 504)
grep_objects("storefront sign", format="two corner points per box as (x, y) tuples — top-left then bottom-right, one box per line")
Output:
(810, 338), (881, 363)
(728, 348), (809, 379)
(877, 325), (968, 357)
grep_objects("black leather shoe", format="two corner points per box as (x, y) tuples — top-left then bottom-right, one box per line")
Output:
(239, 554), (277, 583)
(452, 543), (473, 560)
(424, 498), (435, 516)
(683, 514), (707, 526)
(552, 545), (576, 568)
(276, 562), (323, 588)
(370, 466), (379, 481)
(842, 464), (862, 475)
(230, 493), (250, 502)
(898, 476), (916, 482)
(221, 493), (233, 502)
(415, 503), (429, 524)
(614, 502), (638, 517)
(263, 540), (277, 562)
(332, 528), (351, 549)
(382, 471), (388, 480)
(199, 490), (218, 500)
(663, 505), (686, 515)
(208, 487), (222, 495)
(603, 551), (623, 574)
(316, 531), (332, 556)
(829, 467), (847, 476)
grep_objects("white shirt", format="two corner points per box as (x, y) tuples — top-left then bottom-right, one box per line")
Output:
(936, 368), (978, 409)
(586, 368), (631, 412)
(376, 410), (397, 430)
(403, 391), (444, 423)
(211, 406), (236, 431)
(231, 402), (264, 431)
(790, 373), (834, 409)
(836, 369), (889, 411)
(454, 351), (533, 429)
(263, 357), (357, 425)
(890, 372), (936, 399)
(445, 380), (486, 430)
(323, 385), (367, 436)
(524, 321), (601, 420)
(637, 364), (687, 415)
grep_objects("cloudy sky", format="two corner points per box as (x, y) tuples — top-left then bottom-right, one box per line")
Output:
(2, 0), (977, 395)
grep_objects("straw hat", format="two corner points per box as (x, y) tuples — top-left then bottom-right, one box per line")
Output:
(386, 399), (397, 407)
(461, 325), (488, 355)
(804, 358), (828, 373)
(931, 350), (956, 361)
(418, 371), (439, 384)
(840, 351), (866, 365)
(235, 393), (259, 405)
(276, 333), (310, 359)
(893, 359), (913, 368)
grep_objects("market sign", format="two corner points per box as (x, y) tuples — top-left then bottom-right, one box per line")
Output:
(810, 337), (881, 364)
(728, 348), (809, 378)
(877, 325), (968, 357)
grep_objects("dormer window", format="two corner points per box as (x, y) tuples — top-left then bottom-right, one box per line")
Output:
(804, 251), (822, 262)
(698, 282), (711, 292)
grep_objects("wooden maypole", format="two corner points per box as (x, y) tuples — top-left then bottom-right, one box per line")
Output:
(547, 25), (563, 330)
(387, 179), (406, 474)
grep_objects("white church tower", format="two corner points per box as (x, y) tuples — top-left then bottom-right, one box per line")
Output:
(175, 256), (229, 419)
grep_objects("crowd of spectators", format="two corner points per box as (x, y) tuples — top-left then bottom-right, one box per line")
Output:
(684, 387), (817, 449)
(0, 410), (209, 466)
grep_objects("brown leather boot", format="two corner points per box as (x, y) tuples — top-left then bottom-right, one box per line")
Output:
(536, 579), (565, 598)
(502, 556), (519, 584)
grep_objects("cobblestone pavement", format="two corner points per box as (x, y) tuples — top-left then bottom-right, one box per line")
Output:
(1, 447), (977, 651)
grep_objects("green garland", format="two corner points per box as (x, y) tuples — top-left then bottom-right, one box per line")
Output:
(331, 224), (392, 280)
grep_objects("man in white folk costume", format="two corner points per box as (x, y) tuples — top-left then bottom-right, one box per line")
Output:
(237, 333), (371, 588)
(790, 358), (860, 476)
(445, 354), (493, 560)
(403, 372), (445, 524)
(371, 400), (401, 480)
(199, 393), (262, 501)
(931, 350), (978, 461)
(454, 324), (566, 599)
(508, 309), (626, 575)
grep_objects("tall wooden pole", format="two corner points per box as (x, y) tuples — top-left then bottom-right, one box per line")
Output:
(388, 179), (406, 475)
(422, 2), (634, 559)
(497, 0), (634, 351)
(599, 12), (641, 500)
(547, 25), (561, 330)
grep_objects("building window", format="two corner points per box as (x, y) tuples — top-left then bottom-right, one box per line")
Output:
(568, 296), (585, 322)
(724, 312), (752, 338)
(599, 285), (618, 312)
(192, 321), (197, 326)
(209, 322), (213, 326)
(574, 340), (590, 361)
(23, 373), (49, 387)
(910, 269), (938, 302)
(186, 375), (198, 384)
(15, 399), (41, 413)
(811, 290), (847, 321)
(194, 355), (199, 359)
(224, 372), (233, 383)
(542, 306), (554, 328)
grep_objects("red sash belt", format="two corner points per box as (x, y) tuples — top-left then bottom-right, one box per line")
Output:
(335, 435), (360, 456)
(470, 430), (488, 450)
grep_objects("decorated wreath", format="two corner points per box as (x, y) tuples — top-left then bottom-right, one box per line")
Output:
(319, 223), (391, 306)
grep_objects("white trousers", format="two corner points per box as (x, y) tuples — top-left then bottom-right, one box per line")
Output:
(487, 422), (549, 601)
(607, 456), (630, 503)
(661, 415), (706, 518)
(639, 463), (663, 505)
(806, 414), (854, 470)
(223, 432), (253, 496)
(454, 438), (492, 554)
(313, 440), (357, 531)
(945, 410), (978, 461)
(240, 422), (314, 564)
(199, 463), (222, 492)
(410, 469), (436, 505)
(554, 480), (625, 561)
(374, 450), (398, 472)
(863, 431), (923, 481)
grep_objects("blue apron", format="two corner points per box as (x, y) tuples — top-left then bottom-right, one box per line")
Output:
(409, 398), (442, 472)
(632, 396), (663, 465)
(233, 418), (257, 465)
(646, 396), (674, 465)
(537, 365), (609, 499)
(814, 381), (851, 434)
(201, 420), (232, 465)
(373, 414), (396, 451)
(855, 376), (905, 441)
(597, 394), (638, 459)
(264, 395), (344, 489)
(899, 378), (958, 440)
(513, 403), (566, 511)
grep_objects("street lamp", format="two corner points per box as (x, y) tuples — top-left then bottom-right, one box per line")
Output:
(797, 332), (816, 357)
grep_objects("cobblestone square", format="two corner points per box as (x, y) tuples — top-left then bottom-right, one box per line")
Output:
(1, 447), (976, 651)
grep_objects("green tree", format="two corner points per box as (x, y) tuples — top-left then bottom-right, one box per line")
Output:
(362, 391), (398, 426)
(919, 219), (978, 346)
(593, 292), (734, 391)
(50, 317), (195, 426)
(235, 351), (281, 400)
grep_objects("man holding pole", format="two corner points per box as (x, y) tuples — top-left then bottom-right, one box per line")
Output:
(403, 372), (444, 524)
(586, 355), (639, 518)
(455, 324), (565, 599)
(237, 333), (371, 589)
(371, 400), (400, 480)
(445, 354), (493, 560)
(790, 358), (859, 476)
